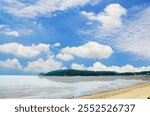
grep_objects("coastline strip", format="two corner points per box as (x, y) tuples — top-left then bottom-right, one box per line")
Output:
(77, 82), (150, 99)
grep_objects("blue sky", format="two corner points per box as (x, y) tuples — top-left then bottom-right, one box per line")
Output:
(0, 0), (150, 75)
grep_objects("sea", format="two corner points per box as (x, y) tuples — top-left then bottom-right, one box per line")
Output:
(0, 75), (149, 99)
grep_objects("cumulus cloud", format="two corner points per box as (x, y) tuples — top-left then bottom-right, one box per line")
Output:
(81, 3), (127, 30)
(71, 63), (86, 70)
(0, 0), (101, 18)
(0, 24), (20, 37)
(0, 43), (50, 58)
(59, 41), (113, 59)
(56, 53), (74, 61)
(52, 43), (61, 47)
(0, 24), (31, 37)
(4, 31), (20, 37)
(72, 62), (150, 73)
(24, 58), (63, 73)
(0, 58), (22, 70)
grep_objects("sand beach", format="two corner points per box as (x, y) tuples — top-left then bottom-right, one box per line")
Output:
(78, 82), (150, 99)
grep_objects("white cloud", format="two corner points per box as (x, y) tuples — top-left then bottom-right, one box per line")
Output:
(80, 6), (150, 61)
(0, 24), (19, 37)
(1, 0), (101, 18)
(24, 58), (63, 73)
(71, 63), (86, 70)
(53, 43), (61, 47)
(0, 24), (7, 29)
(18, 29), (32, 36)
(4, 31), (20, 37)
(0, 58), (22, 70)
(71, 62), (150, 73)
(32, 21), (43, 29)
(89, 0), (101, 6)
(56, 53), (74, 61)
(0, 24), (30, 37)
(114, 7), (150, 60)
(81, 3), (127, 30)
(0, 43), (50, 58)
(60, 41), (113, 59)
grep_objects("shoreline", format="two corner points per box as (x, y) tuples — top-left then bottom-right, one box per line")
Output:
(77, 82), (150, 99)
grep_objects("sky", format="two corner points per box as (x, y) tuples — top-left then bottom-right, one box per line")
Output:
(0, 0), (150, 75)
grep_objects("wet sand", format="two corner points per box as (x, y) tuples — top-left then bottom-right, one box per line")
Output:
(78, 82), (150, 99)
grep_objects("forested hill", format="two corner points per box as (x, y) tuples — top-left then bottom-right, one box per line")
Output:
(40, 69), (150, 76)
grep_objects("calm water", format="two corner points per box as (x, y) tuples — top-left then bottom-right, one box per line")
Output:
(0, 75), (149, 99)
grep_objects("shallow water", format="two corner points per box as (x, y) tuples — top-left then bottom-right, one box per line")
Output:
(0, 75), (149, 99)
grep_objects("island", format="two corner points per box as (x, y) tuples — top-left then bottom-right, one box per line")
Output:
(40, 69), (150, 76)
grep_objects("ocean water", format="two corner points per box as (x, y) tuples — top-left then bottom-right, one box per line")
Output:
(0, 75), (149, 99)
